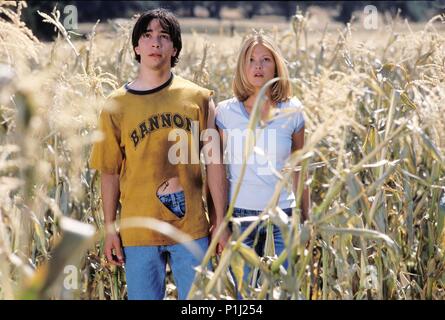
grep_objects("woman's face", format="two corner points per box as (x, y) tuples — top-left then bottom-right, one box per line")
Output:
(245, 44), (276, 92)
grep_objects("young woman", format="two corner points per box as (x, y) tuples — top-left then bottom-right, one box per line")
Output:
(215, 33), (310, 287)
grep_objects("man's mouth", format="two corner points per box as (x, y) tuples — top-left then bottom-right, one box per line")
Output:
(149, 53), (162, 57)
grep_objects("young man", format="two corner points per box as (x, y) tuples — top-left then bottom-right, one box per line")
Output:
(89, 8), (229, 300)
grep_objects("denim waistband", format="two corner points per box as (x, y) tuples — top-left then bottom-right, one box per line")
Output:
(233, 207), (293, 217)
(157, 190), (185, 203)
(157, 190), (185, 218)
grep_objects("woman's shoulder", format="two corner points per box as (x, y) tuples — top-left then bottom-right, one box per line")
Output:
(216, 97), (240, 112)
(280, 96), (304, 110)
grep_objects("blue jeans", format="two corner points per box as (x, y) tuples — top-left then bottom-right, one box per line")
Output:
(123, 236), (209, 300)
(124, 190), (208, 300)
(231, 207), (293, 288)
(157, 190), (186, 218)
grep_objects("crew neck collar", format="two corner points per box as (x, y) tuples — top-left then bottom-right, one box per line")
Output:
(125, 73), (174, 95)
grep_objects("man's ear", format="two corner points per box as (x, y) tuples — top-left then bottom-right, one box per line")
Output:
(134, 46), (140, 55)
(172, 48), (177, 57)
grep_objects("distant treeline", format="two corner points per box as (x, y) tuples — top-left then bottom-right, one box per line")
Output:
(17, 1), (445, 40)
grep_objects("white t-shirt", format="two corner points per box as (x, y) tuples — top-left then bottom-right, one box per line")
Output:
(215, 97), (305, 210)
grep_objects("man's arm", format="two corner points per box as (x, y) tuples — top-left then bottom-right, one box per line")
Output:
(204, 99), (230, 254)
(291, 126), (310, 221)
(101, 172), (124, 266)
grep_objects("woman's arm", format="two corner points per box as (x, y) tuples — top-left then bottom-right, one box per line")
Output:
(291, 126), (311, 221)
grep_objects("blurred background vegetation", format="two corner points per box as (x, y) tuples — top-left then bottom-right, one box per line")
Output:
(20, 1), (445, 40)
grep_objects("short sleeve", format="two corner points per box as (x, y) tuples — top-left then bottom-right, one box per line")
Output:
(204, 88), (214, 126)
(89, 104), (124, 174)
(197, 88), (214, 150)
(290, 98), (305, 133)
(215, 103), (227, 130)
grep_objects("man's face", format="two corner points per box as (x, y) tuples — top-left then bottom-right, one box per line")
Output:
(134, 19), (177, 71)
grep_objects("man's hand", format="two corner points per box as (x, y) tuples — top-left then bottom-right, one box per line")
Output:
(100, 173), (122, 266)
(104, 232), (124, 266)
(210, 221), (231, 255)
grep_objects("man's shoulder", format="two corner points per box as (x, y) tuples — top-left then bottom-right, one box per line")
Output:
(173, 75), (211, 95)
(106, 85), (128, 100)
(98, 86), (129, 115)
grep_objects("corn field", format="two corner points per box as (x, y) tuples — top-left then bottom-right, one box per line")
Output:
(0, 1), (444, 300)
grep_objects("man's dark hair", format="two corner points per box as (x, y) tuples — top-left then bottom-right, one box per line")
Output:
(131, 8), (182, 67)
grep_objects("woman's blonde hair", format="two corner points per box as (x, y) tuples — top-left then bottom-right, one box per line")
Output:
(232, 32), (292, 104)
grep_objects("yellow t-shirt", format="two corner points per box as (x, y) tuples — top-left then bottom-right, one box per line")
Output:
(89, 74), (212, 246)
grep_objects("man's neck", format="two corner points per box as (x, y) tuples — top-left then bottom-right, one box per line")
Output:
(129, 66), (172, 91)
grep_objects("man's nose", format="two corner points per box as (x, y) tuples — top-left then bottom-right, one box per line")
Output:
(151, 37), (161, 48)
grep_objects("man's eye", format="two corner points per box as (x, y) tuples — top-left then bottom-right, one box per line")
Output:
(161, 34), (170, 39)
(143, 32), (151, 38)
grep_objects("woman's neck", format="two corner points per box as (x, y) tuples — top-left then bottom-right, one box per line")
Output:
(243, 94), (275, 121)
(243, 92), (274, 115)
